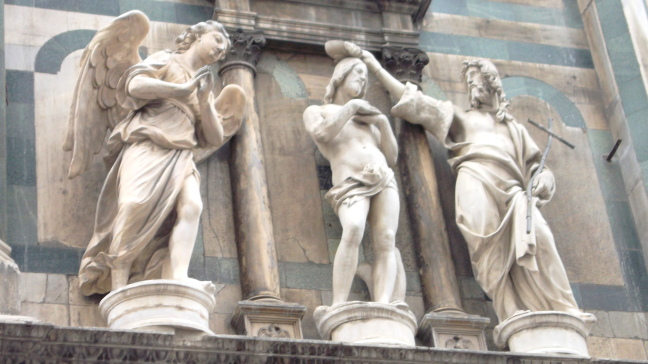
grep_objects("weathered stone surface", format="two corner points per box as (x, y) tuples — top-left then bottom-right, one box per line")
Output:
(231, 300), (306, 339)
(608, 311), (648, 340)
(0, 320), (638, 363)
(199, 149), (238, 259)
(281, 288), (323, 340)
(256, 73), (328, 264)
(44, 274), (68, 304)
(68, 304), (104, 328)
(213, 283), (242, 315)
(100, 280), (216, 336)
(609, 338), (648, 361)
(586, 310), (613, 338)
(20, 302), (69, 326)
(511, 95), (623, 286)
(19, 272), (46, 303)
(587, 336), (614, 359)
(315, 301), (417, 346)
(494, 311), (592, 356)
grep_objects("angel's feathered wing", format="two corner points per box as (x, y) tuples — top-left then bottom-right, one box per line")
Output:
(63, 10), (150, 179)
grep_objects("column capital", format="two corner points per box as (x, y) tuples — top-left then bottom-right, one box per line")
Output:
(220, 29), (266, 76)
(380, 46), (429, 86)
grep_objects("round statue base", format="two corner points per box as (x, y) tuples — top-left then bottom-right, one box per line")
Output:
(493, 311), (594, 356)
(99, 280), (216, 336)
(314, 301), (417, 347)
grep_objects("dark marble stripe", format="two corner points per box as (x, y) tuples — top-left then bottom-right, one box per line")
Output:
(420, 32), (593, 69)
(6, 0), (213, 24)
(431, 0), (583, 29)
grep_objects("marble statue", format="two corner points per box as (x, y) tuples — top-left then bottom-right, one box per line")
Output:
(347, 43), (588, 323)
(64, 11), (245, 296)
(303, 56), (406, 307)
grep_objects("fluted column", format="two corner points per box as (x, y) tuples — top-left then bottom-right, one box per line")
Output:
(380, 47), (490, 350)
(220, 29), (305, 339)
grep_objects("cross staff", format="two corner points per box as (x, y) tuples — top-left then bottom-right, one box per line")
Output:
(526, 118), (575, 234)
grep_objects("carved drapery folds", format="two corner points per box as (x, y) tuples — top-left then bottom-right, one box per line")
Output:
(380, 46), (490, 350)
(220, 29), (266, 75)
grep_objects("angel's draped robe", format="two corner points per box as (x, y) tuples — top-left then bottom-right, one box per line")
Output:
(391, 83), (580, 321)
(78, 52), (209, 295)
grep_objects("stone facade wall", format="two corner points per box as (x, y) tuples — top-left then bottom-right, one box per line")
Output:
(419, 0), (648, 360)
(2, 0), (647, 361)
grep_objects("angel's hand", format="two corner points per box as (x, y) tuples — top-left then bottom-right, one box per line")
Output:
(196, 67), (214, 103)
(177, 67), (211, 97)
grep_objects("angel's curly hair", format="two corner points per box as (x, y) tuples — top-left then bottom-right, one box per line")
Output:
(460, 59), (512, 122)
(323, 57), (367, 104)
(175, 20), (231, 54)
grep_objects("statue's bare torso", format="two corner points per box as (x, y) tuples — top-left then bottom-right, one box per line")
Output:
(312, 104), (387, 185)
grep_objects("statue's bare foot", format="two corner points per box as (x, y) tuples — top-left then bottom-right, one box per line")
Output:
(391, 300), (410, 311)
(178, 277), (216, 294)
(313, 305), (330, 322)
(579, 312), (597, 324)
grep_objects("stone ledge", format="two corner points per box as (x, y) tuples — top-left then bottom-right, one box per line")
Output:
(0, 321), (639, 363)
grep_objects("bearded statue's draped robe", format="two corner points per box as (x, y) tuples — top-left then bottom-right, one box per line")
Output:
(78, 51), (241, 295)
(391, 83), (580, 321)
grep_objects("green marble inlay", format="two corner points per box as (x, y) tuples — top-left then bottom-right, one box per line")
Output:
(257, 54), (308, 99)
(118, 0), (175, 23)
(618, 79), (648, 118)
(175, 3), (213, 25)
(627, 110), (648, 163)
(432, 0), (582, 28)
(6, 103), (35, 140)
(588, 129), (627, 202)
(7, 0), (212, 23)
(419, 32), (593, 69)
(34, 30), (96, 74)
(421, 75), (448, 101)
(502, 77), (585, 129)
(6, 185), (37, 246)
(607, 34), (641, 84)
(204, 257), (240, 285)
(6, 70), (33, 104)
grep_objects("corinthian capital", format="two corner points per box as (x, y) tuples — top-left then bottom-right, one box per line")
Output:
(220, 29), (266, 75)
(380, 46), (429, 86)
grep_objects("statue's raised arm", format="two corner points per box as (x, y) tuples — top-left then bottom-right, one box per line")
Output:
(63, 10), (150, 179)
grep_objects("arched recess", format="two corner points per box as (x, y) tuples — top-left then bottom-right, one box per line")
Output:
(502, 76), (586, 129)
(34, 30), (96, 74)
(257, 54), (308, 99)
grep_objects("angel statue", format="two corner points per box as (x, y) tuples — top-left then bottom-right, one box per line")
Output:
(64, 11), (246, 296)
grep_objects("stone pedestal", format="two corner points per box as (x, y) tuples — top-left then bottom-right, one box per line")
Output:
(99, 280), (216, 337)
(418, 312), (490, 350)
(493, 311), (593, 356)
(315, 302), (417, 347)
(231, 300), (307, 339)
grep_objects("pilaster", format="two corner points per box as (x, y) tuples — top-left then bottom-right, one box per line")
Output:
(218, 29), (306, 339)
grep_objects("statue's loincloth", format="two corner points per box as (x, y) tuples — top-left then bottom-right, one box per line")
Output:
(325, 164), (397, 215)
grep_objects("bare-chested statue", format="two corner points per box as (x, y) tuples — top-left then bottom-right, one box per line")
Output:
(352, 46), (590, 323)
(303, 57), (406, 307)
